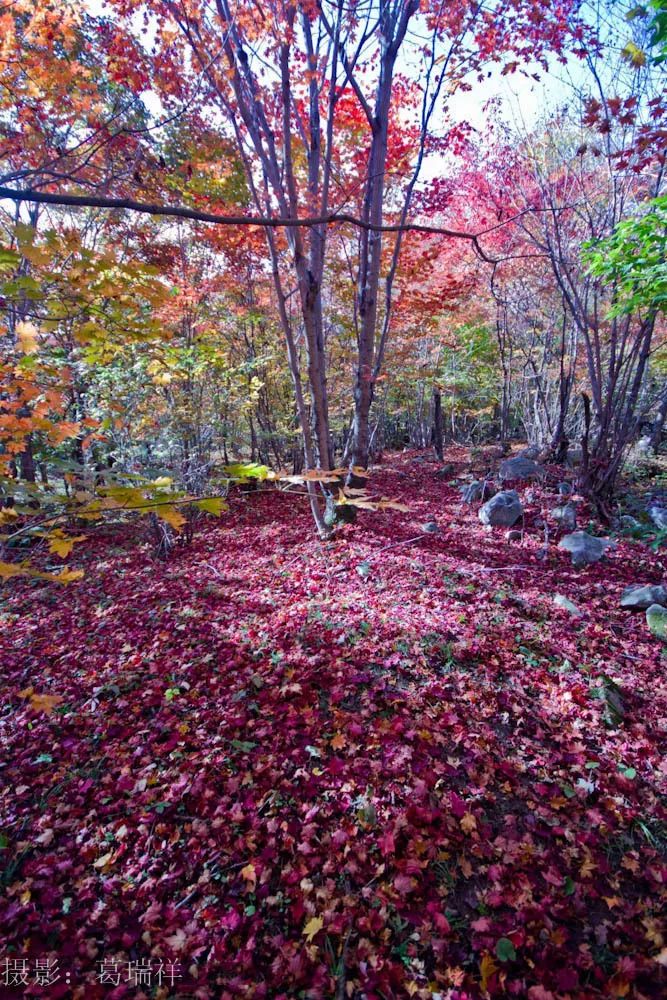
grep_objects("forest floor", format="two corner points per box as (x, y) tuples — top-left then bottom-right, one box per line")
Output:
(1, 449), (666, 1000)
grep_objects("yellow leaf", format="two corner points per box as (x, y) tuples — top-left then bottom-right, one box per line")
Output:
(331, 732), (347, 751)
(16, 321), (40, 354)
(195, 497), (228, 516)
(0, 561), (29, 579)
(27, 693), (63, 715)
(48, 532), (86, 558)
(241, 863), (256, 888)
(48, 568), (85, 584)
(155, 505), (185, 531)
(20, 889), (31, 905)
(460, 812), (477, 834)
(480, 953), (497, 992)
(621, 41), (646, 67)
(303, 916), (323, 943)
(93, 851), (113, 869)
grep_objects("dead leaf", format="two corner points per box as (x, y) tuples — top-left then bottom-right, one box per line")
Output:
(303, 916), (323, 943)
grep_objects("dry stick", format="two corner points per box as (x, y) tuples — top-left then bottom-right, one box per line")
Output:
(466, 564), (537, 573)
(175, 854), (243, 911)
(368, 533), (429, 555)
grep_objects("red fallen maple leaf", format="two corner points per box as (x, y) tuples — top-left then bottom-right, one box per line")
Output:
(393, 874), (415, 895)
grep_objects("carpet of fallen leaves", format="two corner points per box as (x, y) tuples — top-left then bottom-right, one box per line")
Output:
(1, 450), (666, 1000)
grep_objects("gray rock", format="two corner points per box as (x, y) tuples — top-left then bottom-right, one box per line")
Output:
(620, 584), (667, 611)
(460, 480), (495, 504)
(422, 521), (440, 534)
(517, 445), (541, 459)
(553, 594), (582, 616)
(566, 446), (583, 467)
(628, 435), (653, 463)
(648, 503), (667, 531)
(478, 490), (523, 527)
(646, 603), (667, 640)
(505, 529), (523, 542)
(558, 531), (614, 568)
(557, 482), (573, 496)
(499, 456), (543, 482)
(552, 501), (577, 532)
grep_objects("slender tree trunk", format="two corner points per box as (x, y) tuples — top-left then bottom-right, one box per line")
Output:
(432, 387), (444, 462)
(649, 389), (667, 452)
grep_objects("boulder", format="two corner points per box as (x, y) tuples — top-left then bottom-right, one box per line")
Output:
(517, 445), (541, 459)
(460, 480), (495, 504)
(627, 435), (653, 463)
(620, 584), (667, 611)
(552, 501), (577, 532)
(421, 521), (440, 534)
(478, 490), (523, 527)
(553, 594), (582, 616)
(558, 531), (614, 568)
(460, 480), (482, 503)
(646, 603), (667, 640)
(648, 503), (667, 531)
(505, 529), (523, 542)
(499, 456), (543, 482)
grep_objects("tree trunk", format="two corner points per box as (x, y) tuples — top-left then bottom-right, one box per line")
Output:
(432, 387), (444, 462)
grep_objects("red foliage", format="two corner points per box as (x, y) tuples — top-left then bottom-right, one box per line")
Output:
(1, 452), (666, 998)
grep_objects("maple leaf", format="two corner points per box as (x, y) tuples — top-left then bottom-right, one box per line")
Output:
(155, 505), (185, 531)
(460, 812), (477, 834)
(165, 928), (187, 952)
(330, 732), (346, 750)
(302, 916), (323, 943)
(393, 874), (415, 895)
(93, 851), (113, 869)
(0, 562), (30, 580)
(48, 568), (85, 584)
(19, 689), (63, 715)
(48, 531), (86, 558)
(241, 862), (256, 889)
(15, 321), (40, 354)
(480, 953), (498, 992)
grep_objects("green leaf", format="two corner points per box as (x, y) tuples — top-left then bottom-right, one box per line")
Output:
(224, 462), (269, 480)
(195, 497), (228, 516)
(563, 876), (576, 896)
(495, 937), (516, 962)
